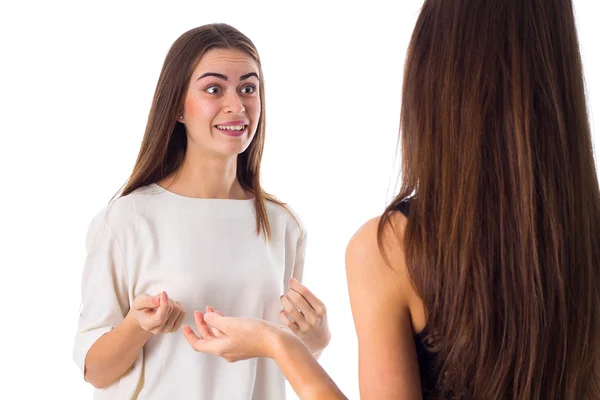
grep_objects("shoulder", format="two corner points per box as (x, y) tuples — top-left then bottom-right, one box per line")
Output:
(101, 185), (155, 225)
(346, 211), (407, 269)
(265, 198), (306, 242)
(85, 185), (155, 252)
(345, 211), (411, 304)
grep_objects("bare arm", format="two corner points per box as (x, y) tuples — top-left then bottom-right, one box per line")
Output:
(184, 312), (347, 400)
(84, 312), (151, 389)
(346, 215), (423, 399)
(84, 292), (185, 389)
(272, 331), (348, 400)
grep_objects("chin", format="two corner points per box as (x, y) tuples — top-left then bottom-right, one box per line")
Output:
(222, 136), (254, 153)
(216, 143), (252, 157)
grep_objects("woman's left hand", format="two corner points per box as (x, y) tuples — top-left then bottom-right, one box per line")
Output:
(280, 278), (331, 354)
(182, 307), (281, 362)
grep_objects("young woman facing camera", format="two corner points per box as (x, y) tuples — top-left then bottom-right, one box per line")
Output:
(73, 24), (330, 399)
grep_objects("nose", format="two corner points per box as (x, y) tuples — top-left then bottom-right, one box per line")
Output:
(223, 91), (245, 114)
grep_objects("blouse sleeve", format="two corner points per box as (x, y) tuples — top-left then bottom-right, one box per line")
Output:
(291, 228), (307, 282)
(72, 210), (130, 376)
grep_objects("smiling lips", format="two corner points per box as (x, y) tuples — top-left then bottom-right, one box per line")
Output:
(215, 120), (249, 137)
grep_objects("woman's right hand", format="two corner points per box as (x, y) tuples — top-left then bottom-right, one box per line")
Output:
(182, 310), (284, 362)
(129, 291), (186, 334)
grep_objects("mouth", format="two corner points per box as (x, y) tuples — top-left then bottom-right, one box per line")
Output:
(214, 123), (249, 137)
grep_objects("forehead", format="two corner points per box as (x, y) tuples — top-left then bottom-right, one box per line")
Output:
(192, 48), (259, 77)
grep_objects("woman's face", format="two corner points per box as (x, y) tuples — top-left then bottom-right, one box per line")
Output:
(180, 48), (261, 158)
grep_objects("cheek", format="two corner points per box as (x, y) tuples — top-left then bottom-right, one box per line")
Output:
(184, 95), (219, 123)
(247, 98), (261, 124)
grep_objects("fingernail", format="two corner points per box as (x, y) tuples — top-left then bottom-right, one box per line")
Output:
(153, 295), (160, 305)
(162, 291), (169, 301)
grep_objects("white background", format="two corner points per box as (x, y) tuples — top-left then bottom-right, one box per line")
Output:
(0, 1), (598, 398)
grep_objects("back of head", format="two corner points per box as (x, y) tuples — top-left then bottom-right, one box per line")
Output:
(383, 0), (600, 398)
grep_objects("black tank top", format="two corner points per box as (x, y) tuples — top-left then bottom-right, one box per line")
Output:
(396, 201), (444, 399)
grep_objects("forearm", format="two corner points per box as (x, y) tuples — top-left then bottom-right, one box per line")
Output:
(272, 331), (347, 400)
(309, 333), (330, 361)
(84, 312), (151, 389)
(283, 327), (326, 360)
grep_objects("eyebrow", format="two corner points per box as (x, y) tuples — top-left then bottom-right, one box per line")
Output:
(240, 72), (259, 80)
(197, 72), (259, 81)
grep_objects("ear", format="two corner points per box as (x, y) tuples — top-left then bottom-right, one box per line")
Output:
(177, 114), (185, 124)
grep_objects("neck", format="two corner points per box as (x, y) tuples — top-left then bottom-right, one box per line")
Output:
(159, 149), (252, 200)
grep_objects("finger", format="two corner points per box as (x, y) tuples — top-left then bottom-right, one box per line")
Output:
(279, 309), (292, 326)
(279, 310), (300, 334)
(203, 312), (230, 333)
(280, 295), (307, 329)
(194, 311), (215, 339)
(167, 299), (177, 321)
(207, 306), (224, 316)
(165, 303), (182, 332)
(182, 325), (224, 355)
(171, 304), (186, 332)
(286, 290), (317, 318)
(164, 295), (175, 320)
(289, 278), (327, 316)
(158, 296), (176, 331)
(134, 293), (160, 310)
(206, 307), (224, 337)
(182, 325), (199, 342)
(152, 292), (171, 327)
(182, 325), (205, 351)
(286, 290), (323, 327)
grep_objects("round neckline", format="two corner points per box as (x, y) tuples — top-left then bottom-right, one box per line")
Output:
(149, 183), (255, 202)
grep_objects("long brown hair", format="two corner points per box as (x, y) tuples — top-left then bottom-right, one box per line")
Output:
(379, 0), (600, 398)
(118, 24), (284, 238)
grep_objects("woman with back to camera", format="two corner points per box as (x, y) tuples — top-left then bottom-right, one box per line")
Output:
(183, 1), (600, 399)
(72, 24), (330, 399)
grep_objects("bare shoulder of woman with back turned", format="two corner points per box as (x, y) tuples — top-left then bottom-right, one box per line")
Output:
(345, 210), (425, 400)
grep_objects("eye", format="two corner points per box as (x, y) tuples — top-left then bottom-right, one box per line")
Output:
(240, 84), (257, 95)
(204, 85), (221, 95)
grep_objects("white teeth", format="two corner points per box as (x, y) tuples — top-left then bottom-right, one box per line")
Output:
(217, 124), (245, 131)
